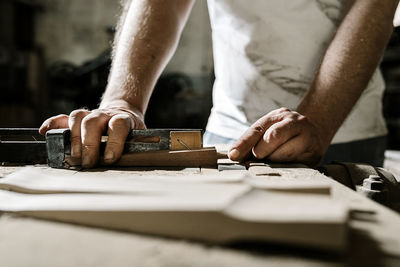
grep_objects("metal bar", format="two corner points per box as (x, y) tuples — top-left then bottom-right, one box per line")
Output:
(0, 128), (41, 136)
(0, 142), (47, 163)
(0, 128), (45, 142)
(0, 128), (47, 164)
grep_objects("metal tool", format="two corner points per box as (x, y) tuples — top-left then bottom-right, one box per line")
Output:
(0, 128), (47, 164)
(0, 128), (202, 168)
(357, 175), (388, 204)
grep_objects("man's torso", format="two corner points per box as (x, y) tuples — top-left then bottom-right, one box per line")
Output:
(206, 0), (387, 143)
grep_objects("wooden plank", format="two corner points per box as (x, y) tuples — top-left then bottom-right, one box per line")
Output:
(248, 165), (281, 176)
(217, 157), (245, 171)
(1, 166), (400, 265)
(246, 166), (331, 195)
(65, 147), (217, 168)
(170, 131), (202, 150)
(217, 158), (239, 165)
(0, 167), (349, 251)
(200, 167), (219, 175)
(114, 147), (217, 167)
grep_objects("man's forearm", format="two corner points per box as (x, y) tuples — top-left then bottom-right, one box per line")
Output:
(297, 0), (398, 144)
(101, 0), (194, 115)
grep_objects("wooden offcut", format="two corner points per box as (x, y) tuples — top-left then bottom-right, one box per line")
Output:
(170, 131), (202, 150)
(113, 147), (217, 167)
(65, 147), (217, 168)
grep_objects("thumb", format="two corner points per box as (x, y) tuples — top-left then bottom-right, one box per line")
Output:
(39, 114), (69, 135)
(229, 114), (281, 161)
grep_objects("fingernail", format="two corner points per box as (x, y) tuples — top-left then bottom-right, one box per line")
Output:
(229, 149), (240, 160)
(104, 150), (114, 161)
(71, 145), (81, 158)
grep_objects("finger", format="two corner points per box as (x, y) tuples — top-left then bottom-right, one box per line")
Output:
(103, 114), (132, 164)
(294, 138), (323, 167)
(39, 114), (69, 135)
(81, 112), (110, 168)
(294, 151), (322, 167)
(268, 134), (309, 162)
(228, 111), (288, 161)
(68, 109), (91, 158)
(252, 118), (303, 159)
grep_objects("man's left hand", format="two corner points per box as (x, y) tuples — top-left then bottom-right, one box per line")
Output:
(228, 108), (329, 167)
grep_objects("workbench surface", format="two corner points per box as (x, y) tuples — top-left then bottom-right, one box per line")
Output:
(0, 165), (399, 267)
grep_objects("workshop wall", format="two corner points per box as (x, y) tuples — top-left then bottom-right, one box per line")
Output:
(35, 0), (118, 66)
(0, 0), (45, 127)
(33, 0), (214, 129)
(35, 0), (213, 76)
(0, 0), (214, 128)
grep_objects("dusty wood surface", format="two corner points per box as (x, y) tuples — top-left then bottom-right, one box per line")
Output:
(0, 167), (348, 251)
(0, 165), (399, 266)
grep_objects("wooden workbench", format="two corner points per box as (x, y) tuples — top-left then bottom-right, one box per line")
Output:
(0, 165), (399, 267)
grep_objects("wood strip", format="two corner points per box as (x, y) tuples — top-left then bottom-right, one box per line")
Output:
(115, 147), (217, 167)
(66, 147), (217, 168)
(217, 158), (239, 165)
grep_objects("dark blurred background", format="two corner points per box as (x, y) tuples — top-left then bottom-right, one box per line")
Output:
(0, 0), (213, 130)
(0, 0), (399, 149)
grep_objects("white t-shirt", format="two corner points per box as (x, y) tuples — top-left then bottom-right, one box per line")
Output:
(205, 0), (387, 144)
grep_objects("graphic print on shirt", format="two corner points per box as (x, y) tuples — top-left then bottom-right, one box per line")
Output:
(315, 0), (343, 25)
(245, 50), (312, 98)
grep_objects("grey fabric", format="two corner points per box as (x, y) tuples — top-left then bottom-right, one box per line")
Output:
(203, 131), (236, 147)
(322, 135), (386, 167)
(203, 131), (386, 167)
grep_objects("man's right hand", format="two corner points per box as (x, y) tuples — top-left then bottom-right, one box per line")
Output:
(39, 107), (146, 168)
(38, 0), (194, 168)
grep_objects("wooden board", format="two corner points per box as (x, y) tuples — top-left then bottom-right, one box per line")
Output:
(1, 165), (400, 266)
(65, 147), (217, 168)
(114, 147), (217, 167)
(0, 167), (348, 251)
